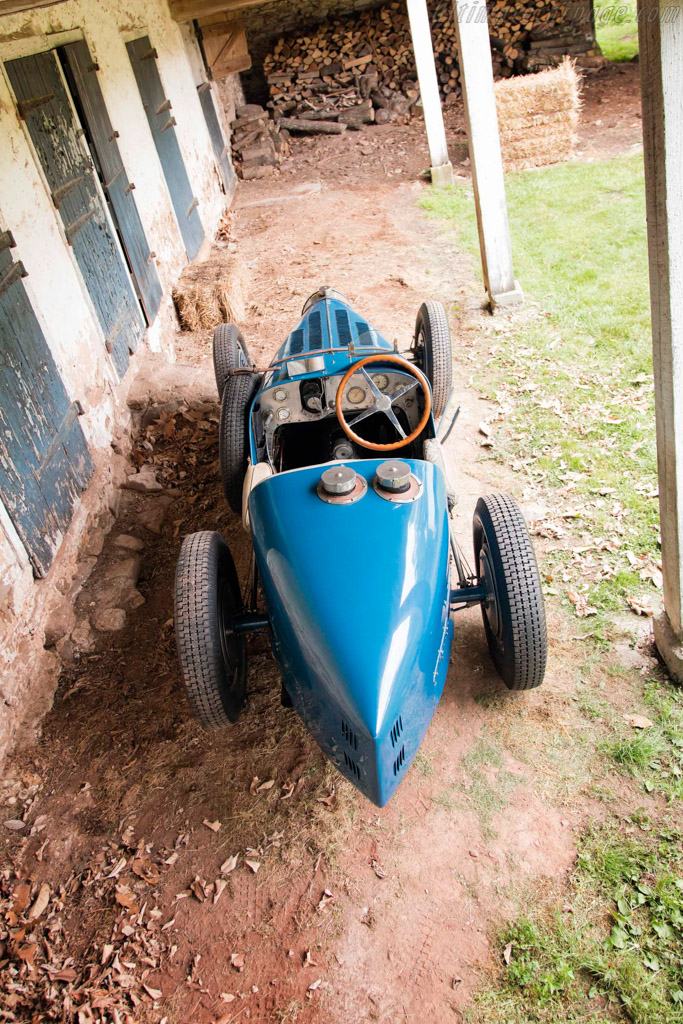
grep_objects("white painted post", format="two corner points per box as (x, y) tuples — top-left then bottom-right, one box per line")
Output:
(638, 0), (683, 679)
(406, 0), (453, 187)
(451, 0), (522, 309)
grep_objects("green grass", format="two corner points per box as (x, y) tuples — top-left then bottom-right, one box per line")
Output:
(602, 673), (683, 802)
(467, 823), (683, 1024)
(595, 0), (639, 62)
(421, 155), (659, 624)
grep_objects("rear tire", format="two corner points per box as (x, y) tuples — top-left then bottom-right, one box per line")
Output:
(414, 301), (452, 419)
(473, 493), (547, 691)
(175, 531), (247, 727)
(219, 371), (262, 515)
(213, 324), (251, 399)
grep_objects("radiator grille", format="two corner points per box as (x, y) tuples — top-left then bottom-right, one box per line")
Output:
(390, 715), (403, 748)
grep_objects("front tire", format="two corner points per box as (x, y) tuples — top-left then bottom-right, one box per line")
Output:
(175, 531), (247, 727)
(213, 323), (252, 399)
(473, 494), (547, 691)
(219, 371), (262, 514)
(414, 301), (452, 419)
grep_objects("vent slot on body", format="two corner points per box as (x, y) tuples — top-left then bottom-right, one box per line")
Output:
(344, 751), (361, 779)
(393, 744), (406, 776)
(341, 719), (359, 751)
(355, 319), (370, 342)
(288, 328), (304, 355)
(334, 307), (352, 346)
(307, 310), (323, 350)
(390, 715), (403, 748)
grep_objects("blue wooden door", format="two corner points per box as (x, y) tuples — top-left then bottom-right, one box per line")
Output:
(0, 231), (94, 577)
(5, 50), (144, 379)
(197, 82), (236, 196)
(62, 41), (163, 325)
(127, 37), (204, 261)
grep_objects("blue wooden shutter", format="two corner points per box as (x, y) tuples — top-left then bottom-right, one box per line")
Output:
(126, 37), (204, 261)
(5, 50), (144, 380)
(197, 82), (236, 196)
(0, 232), (93, 577)
(62, 40), (163, 325)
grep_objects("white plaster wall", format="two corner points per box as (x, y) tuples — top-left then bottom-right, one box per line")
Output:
(0, 0), (233, 762)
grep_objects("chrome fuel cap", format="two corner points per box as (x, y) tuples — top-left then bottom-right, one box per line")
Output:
(321, 464), (357, 496)
(376, 460), (412, 493)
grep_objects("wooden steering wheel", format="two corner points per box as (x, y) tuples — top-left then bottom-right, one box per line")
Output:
(335, 354), (432, 452)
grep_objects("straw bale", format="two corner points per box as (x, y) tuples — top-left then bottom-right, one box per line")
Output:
(495, 58), (581, 172)
(173, 254), (248, 332)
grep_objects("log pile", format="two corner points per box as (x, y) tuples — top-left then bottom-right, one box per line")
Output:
(230, 103), (290, 180)
(261, 0), (601, 118)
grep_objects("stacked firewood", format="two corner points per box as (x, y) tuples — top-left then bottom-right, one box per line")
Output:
(230, 103), (290, 180)
(262, 0), (599, 111)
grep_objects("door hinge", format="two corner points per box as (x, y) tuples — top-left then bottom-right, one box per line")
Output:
(186, 198), (199, 218)
(160, 116), (177, 133)
(0, 230), (16, 252)
(141, 47), (158, 61)
(64, 207), (96, 244)
(156, 99), (172, 114)
(0, 260), (27, 297)
(17, 92), (55, 118)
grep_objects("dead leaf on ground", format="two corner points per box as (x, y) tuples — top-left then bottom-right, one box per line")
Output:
(503, 942), (513, 965)
(214, 879), (227, 904)
(371, 859), (387, 879)
(317, 787), (337, 809)
(27, 882), (50, 921)
(245, 859), (260, 874)
(624, 713), (654, 730)
(220, 854), (239, 875)
(256, 779), (276, 793)
(230, 953), (245, 971)
(627, 595), (654, 617)
(202, 819), (221, 832)
(142, 984), (163, 1000)
(318, 889), (335, 911)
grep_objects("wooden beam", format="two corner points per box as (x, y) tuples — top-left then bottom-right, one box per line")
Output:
(638, 0), (683, 668)
(406, 0), (453, 186)
(168, 0), (266, 22)
(0, 0), (67, 14)
(451, 0), (522, 309)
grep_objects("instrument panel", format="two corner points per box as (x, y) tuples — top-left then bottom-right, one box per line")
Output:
(257, 370), (421, 436)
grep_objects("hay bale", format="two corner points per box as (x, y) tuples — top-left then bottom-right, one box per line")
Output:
(173, 254), (248, 331)
(495, 58), (581, 172)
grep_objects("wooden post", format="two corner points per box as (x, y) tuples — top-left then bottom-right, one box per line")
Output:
(406, 0), (453, 187)
(451, 0), (522, 309)
(638, 0), (683, 679)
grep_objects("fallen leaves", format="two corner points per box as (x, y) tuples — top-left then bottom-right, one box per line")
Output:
(627, 594), (655, 617)
(568, 590), (598, 618)
(230, 953), (245, 972)
(202, 819), (221, 833)
(245, 859), (261, 874)
(26, 883), (50, 921)
(624, 713), (654, 730)
(220, 854), (239, 875)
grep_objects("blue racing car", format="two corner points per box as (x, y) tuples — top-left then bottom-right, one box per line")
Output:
(174, 287), (547, 806)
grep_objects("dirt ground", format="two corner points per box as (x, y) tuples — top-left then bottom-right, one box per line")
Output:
(0, 64), (647, 1024)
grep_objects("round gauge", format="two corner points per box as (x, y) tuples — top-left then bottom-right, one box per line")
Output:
(372, 373), (390, 392)
(276, 407), (291, 421)
(347, 386), (366, 405)
(273, 388), (288, 402)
